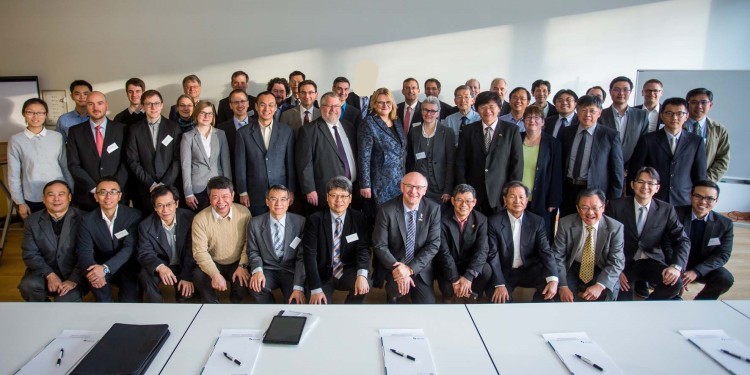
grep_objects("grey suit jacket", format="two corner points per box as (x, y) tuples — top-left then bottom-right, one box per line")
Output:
(21, 208), (84, 283)
(553, 214), (625, 291)
(599, 106), (649, 165)
(180, 127), (232, 197)
(279, 106), (321, 135)
(405, 123), (456, 195)
(246, 212), (306, 287)
(373, 196), (441, 283)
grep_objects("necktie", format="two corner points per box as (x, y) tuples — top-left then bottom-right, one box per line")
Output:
(693, 122), (701, 135)
(636, 206), (647, 236)
(558, 117), (568, 137)
(333, 126), (352, 179)
(404, 211), (416, 264)
(95, 125), (104, 157)
(303, 110), (310, 125)
(483, 126), (492, 153)
(579, 225), (595, 283)
(150, 123), (158, 148)
(670, 136), (676, 154)
(273, 222), (283, 259)
(238, 120), (247, 128)
(361, 96), (369, 119)
(572, 131), (588, 180)
(332, 218), (343, 279)
(403, 106), (412, 136)
(460, 116), (468, 127)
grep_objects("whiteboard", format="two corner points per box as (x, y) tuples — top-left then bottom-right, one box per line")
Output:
(0, 76), (40, 143)
(635, 70), (750, 181)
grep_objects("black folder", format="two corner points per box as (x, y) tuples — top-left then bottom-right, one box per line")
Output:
(71, 323), (170, 375)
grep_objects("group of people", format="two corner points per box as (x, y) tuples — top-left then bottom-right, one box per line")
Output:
(14, 70), (734, 304)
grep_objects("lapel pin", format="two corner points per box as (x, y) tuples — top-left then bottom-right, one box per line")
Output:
(418, 213), (424, 222)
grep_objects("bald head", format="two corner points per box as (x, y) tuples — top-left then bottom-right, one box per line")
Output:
(465, 79), (480, 98)
(401, 172), (428, 208)
(490, 78), (508, 100)
(86, 91), (108, 123)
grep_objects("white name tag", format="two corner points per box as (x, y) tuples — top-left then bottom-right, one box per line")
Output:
(290, 236), (301, 249)
(708, 237), (721, 246)
(415, 152), (426, 160)
(161, 134), (173, 146)
(106, 143), (119, 154)
(345, 233), (359, 243)
(114, 230), (128, 239)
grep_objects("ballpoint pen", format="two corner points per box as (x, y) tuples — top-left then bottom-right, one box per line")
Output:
(575, 354), (604, 372)
(56, 348), (64, 367)
(390, 348), (416, 361)
(223, 352), (242, 366)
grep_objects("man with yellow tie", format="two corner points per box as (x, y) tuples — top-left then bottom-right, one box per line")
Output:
(553, 189), (625, 301)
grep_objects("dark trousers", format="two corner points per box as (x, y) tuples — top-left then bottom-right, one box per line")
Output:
(139, 265), (192, 303)
(89, 262), (142, 302)
(385, 272), (436, 304)
(192, 190), (210, 212)
(528, 205), (556, 245)
(560, 180), (587, 217)
(436, 263), (492, 300)
(24, 200), (46, 214)
(563, 261), (617, 301)
(249, 204), (269, 217)
(498, 263), (551, 302)
(18, 269), (86, 302)
(617, 259), (682, 301)
(251, 268), (296, 304)
(692, 267), (734, 300)
(476, 185), (501, 217)
(319, 267), (371, 304)
(194, 261), (248, 303)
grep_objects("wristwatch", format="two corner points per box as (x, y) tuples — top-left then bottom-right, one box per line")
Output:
(102, 264), (111, 274)
(670, 264), (682, 272)
(239, 263), (249, 269)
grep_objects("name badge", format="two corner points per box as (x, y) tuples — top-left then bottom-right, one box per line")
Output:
(415, 152), (426, 160)
(161, 135), (173, 146)
(106, 143), (119, 154)
(708, 237), (721, 246)
(290, 236), (301, 249)
(114, 230), (129, 239)
(345, 233), (359, 243)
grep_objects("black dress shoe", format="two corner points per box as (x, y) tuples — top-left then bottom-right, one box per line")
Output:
(635, 280), (651, 299)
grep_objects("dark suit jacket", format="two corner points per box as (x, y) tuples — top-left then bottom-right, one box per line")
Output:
(373, 197), (441, 283)
(560, 124), (624, 199)
(406, 123), (456, 196)
(66, 119), (129, 208)
(438, 101), (456, 119)
(544, 114), (579, 139)
(22, 208), (84, 283)
(137, 208), (196, 281)
(436, 210), (488, 282)
(217, 94), (257, 124)
(397, 101), (423, 135)
(599, 106), (649, 165)
(346, 92), (361, 109)
(605, 197), (690, 270)
(342, 102), (362, 129)
(279, 105), (321, 136)
(77, 204), (142, 275)
(627, 130), (707, 206)
(247, 212), (306, 287)
(541, 102), (558, 118)
(126, 116), (181, 193)
(487, 210), (557, 285)
(674, 206), (733, 277)
(303, 209), (370, 290)
(235, 119), (297, 206)
(522, 132), (562, 213)
(296, 118), (358, 203)
(634, 104), (663, 129)
(456, 120), (524, 209)
(499, 101), (511, 116)
(215, 119), (243, 179)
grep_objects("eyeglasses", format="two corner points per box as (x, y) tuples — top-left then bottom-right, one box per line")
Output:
(644, 89), (663, 94)
(198, 111), (214, 117)
(375, 101), (392, 107)
(510, 97), (528, 102)
(691, 193), (717, 203)
(267, 197), (289, 203)
(230, 100), (249, 105)
(96, 189), (121, 197)
(578, 205), (603, 213)
(321, 104), (342, 110)
(578, 108), (600, 115)
(143, 102), (163, 107)
(453, 198), (475, 205)
(663, 111), (687, 118)
(155, 202), (176, 210)
(634, 179), (659, 186)
(327, 193), (351, 201)
(24, 111), (47, 117)
(524, 115), (543, 122)
(402, 183), (426, 191)
(556, 98), (576, 104)
(689, 100), (710, 106)
(422, 109), (439, 115)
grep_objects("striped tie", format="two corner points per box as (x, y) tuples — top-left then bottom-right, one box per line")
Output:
(579, 225), (595, 283)
(332, 218), (343, 279)
(404, 211), (416, 264)
(273, 222), (283, 259)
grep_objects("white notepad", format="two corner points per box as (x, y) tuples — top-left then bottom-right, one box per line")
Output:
(379, 329), (437, 375)
(201, 329), (263, 375)
(16, 330), (102, 375)
(680, 329), (750, 375)
(543, 332), (623, 375)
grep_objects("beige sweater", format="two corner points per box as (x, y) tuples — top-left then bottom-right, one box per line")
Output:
(192, 203), (251, 277)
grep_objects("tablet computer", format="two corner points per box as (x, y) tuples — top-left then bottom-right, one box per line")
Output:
(263, 316), (307, 345)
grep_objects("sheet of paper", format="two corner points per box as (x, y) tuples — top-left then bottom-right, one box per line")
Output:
(543, 332), (623, 375)
(16, 330), (102, 375)
(279, 310), (319, 343)
(202, 329), (263, 375)
(680, 329), (750, 375)
(379, 329), (437, 375)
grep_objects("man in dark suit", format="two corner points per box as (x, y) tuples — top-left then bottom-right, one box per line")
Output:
(531, 79), (558, 118)
(279, 80), (321, 135)
(554, 189), (625, 302)
(216, 89), (253, 188)
(235, 91), (297, 216)
(456, 91), (524, 216)
(424, 78), (455, 119)
(373, 172), (441, 303)
(599, 76), (649, 167)
(137, 185), (196, 303)
(332, 77), (362, 128)
(605, 167), (690, 300)
(544, 89), (579, 139)
(76, 177), (142, 302)
(677, 180), (735, 299)
(304, 177), (371, 304)
(486, 181), (559, 303)
(126, 90), (181, 215)
(559, 95), (624, 217)
(247, 185), (306, 304)
(396, 78), (423, 136)
(19, 180), (86, 302)
(284, 70), (305, 108)
(628, 97), (707, 206)
(267, 77), (293, 122)
(434, 184), (491, 303)
(67, 91), (129, 211)
(634, 78), (663, 133)
(296, 93), (358, 210)
(113, 78), (145, 126)
(168, 75), (202, 121)
(217, 71), (257, 124)
(489, 78), (511, 116)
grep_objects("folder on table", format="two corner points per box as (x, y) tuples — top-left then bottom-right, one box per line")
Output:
(681, 329), (750, 375)
(16, 330), (102, 375)
(379, 329), (437, 375)
(201, 329), (263, 375)
(543, 332), (623, 375)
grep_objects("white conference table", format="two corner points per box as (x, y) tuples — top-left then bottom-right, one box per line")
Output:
(163, 304), (498, 374)
(724, 300), (750, 319)
(0, 302), (201, 375)
(468, 300), (750, 375)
